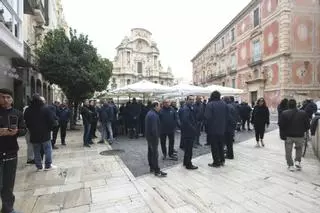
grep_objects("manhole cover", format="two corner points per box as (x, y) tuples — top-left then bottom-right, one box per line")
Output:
(100, 149), (125, 156)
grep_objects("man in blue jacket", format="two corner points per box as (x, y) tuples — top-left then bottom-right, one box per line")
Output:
(145, 101), (167, 177)
(181, 96), (198, 170)
(159, 99), (178, 161)
(56, 102), (71, 145)
(205, 91), (229, 168)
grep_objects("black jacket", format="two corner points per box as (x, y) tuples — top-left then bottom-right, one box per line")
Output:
(226, 103), (237, 133)
(180, 104), (197, 138)
(145, 109), (160, 140)
(204, 100), (229, 135)
(0, 107), (26, 156)
(24, 105), (56, 144)
(279, 109), (310, 138)
(193, 101), (204, 122)
(239, 103), (252, 119)
(98, 104), (113, 123)
(159, 106), (178, 134)
(81, 106), (92, 124)
(251, 105), (270, 126)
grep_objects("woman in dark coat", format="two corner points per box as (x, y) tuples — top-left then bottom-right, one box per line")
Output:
(251, 98), (270, 147)
(277, 98), (288, 140)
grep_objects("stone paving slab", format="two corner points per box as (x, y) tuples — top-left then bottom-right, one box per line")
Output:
(13, 130), (151, 213)
(10, 128), (320, 213)
(135, 129), (320, 213)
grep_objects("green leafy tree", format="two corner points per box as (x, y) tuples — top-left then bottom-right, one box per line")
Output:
(36, 28), (112, 126)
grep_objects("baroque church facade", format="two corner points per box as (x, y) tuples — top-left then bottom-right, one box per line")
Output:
(110, 28), (174, 90)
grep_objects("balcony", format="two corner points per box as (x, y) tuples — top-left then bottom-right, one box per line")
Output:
(227, 66), (237, 75)
(207, 73), (227, 82)
(245, 69), (267, 84)
(33, 0), (45, 24)
(247, 57), (263, 67)
(0, 0), (23, 57)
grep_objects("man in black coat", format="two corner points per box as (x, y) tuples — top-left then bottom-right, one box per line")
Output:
(181, 96), (198, 170)
(205, 91), (229, 168)
(239, 102), (252, 131)
(159, 100), (178, 161)
(279, 99), (310, 171)
(81, 100), (93, 147)
(128, 98), (141, 139)
(0, 88), (26, 213)
(223, 97), (237, 159)
(24, 94), (58, 171)
(145, 101), (167, 177)
(193, 96), (204, 147)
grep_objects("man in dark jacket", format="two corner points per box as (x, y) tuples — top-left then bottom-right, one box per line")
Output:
(89, 100), (98, 139)
(159, 100), (178, 161)
(178, 100), (185, 149)
(128, 98), (141, 139)
(193, 96), (204, 147)
(0, 88), (26, 213)
(55, 102), (71, 145)
(223, 97), (237, 159)
(49, 101), (60, 149)
(81, 100), (93, 147)
(279, 99), (310, 171)
(181, 96), (198, 170)
(24, 94), (57, 171)
(205, 91), (229, 167)
(145, 101), (167, 177)
(239, 102), (252, 131)
(98, 101), (114, 144)
(230, 97), (241, 131)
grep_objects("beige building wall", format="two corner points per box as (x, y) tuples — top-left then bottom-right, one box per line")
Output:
(111, 28), (174, 90)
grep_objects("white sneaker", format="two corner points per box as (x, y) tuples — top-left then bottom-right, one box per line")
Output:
(295, 161), (302, 171)
(288, 166), (295, 172)
(44, 165), (57, 171)
(36, 168), (43, 172)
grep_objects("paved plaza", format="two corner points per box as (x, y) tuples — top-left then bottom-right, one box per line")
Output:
(12, 128), (320, 213)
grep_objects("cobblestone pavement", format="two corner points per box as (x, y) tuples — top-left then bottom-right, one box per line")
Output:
(111, 123), (278, 177)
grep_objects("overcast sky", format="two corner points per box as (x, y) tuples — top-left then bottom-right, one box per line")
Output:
(62, 0), (251, 81)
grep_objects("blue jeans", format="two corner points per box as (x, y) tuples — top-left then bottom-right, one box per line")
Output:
(83, 123), (91, 145)
(32, 141), (52, 169)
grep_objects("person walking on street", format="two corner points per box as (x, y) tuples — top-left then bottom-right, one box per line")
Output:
(81, 100), (93, 147)
(251, 98), (270, 147)
(223, 97), (237, 159)
(178, 101), (185, 149)
(193, 96), (204, 147)
(205, 91), (229, 168)
(145, 101), (167, 177)
(181, 96), (198, 170)
(0, 88), (26, 213)
(24, 94), (58, 171)
(89, 100), (98, 139)
(277, 98), (288, 141)
(49, 101), (60, 149)
(56, 102), (71, 145)
(239, 102), (252, 131)
(98, 100), (114, 144)
(159, 100), (178, 161)
(23, 103), (34, 164)
(279, 99), (310, 171)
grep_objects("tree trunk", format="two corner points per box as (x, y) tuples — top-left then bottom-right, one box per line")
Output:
(68, 99), (77, 130)
(73, 101), (79, 125)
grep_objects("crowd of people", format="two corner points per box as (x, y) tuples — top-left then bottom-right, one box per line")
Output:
(0, 86), (319, 212)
